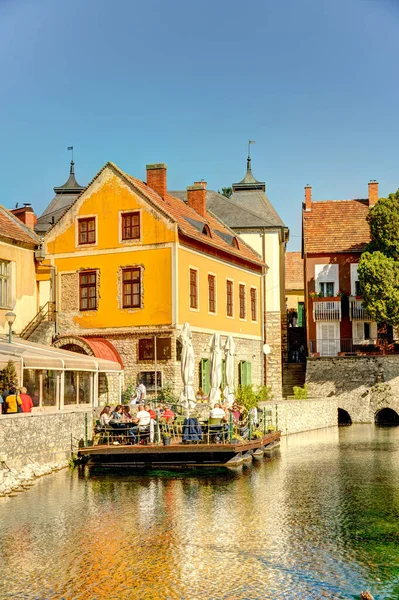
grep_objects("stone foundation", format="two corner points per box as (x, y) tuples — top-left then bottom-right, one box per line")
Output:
(262, 398), (337, 435)
(306, 356), (399, 423)
(0, 409), (92, 471)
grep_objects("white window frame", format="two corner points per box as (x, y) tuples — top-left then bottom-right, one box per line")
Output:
(315, 264), (339, 296)
(350, 263), (359, 296)
(0, 260), (11, 309)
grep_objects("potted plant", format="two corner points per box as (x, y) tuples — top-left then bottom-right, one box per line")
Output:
(231, 433), (244, 445)
(162, 432), (171, 446)
(266, 424), (276, 433)
(251, 429), (263, 440)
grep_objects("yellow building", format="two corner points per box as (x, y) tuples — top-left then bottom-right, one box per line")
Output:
(0, 205), (40, 336)
(42, 162), (265, 397)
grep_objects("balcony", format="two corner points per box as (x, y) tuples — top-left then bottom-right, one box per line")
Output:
(312, 297), (342, 321)
(309, 338), (379, 357)
(349, 296), (372, 321)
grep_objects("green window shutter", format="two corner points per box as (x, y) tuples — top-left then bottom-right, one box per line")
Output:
(246, 361), (252, 385)
(221, 359), (226, 389)
(200, 358), (210, 395)
(298, 302), (304, 327)
(239, 361), (252, 385)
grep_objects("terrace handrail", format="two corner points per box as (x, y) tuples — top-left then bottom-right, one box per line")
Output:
(349, 296), (372, 321)
(20, 301), (56, 340)
(313, 300), (341, 322)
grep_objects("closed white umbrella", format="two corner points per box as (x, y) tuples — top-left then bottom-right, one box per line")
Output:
(223, 335), (235, 407)
(209, 333), (223, 407)
(178, 322), (196, 411)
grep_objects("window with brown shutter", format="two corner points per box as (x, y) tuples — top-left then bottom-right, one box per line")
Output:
(122, 268), (141, 308)
(190, 269), (198, 309)
(208, 274), (216, 313)
(250, 287), (257, 321)
(78, 218), (96, 245)
(79, 271), (97, 311)
(122, 212), (140, 240)
(226, 280), (233, 317)
(239, 284), (246, 319)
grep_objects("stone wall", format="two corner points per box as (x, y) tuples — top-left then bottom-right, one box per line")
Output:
(90, 329), (262, 400)
(265, 310), (283, 398)
(306, 356), (399, 423)
(0, 409), (92, 470)
(262, 398), (338, 435)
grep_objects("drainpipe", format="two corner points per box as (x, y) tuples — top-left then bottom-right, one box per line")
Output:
(50, 265), (58, 335)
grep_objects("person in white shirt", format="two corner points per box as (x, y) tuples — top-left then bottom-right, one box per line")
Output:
(134, 405), (151, 426)
(130, 380), (147, 405)
(209, 403), (226, 420)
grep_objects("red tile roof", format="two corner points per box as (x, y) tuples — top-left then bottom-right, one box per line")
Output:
(286, 252), (304, 290)
(118, 165), (264, 269)
(303, 199), (371, 254)
(0, 205), (38, 247)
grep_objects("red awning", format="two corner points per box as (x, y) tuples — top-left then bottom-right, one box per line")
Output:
(80, 337), (124, 367)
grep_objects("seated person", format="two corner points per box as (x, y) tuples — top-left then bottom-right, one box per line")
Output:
(99, 406), (112, 426)
(162, 406), (175, 423)
(144, 404), (156, 421)
(111, 405), (123, 420)
(209, 403), (226, 420)
(133, 405), (151, 427)
(231, 404), (242, 424)
(122, 405), (133, 421)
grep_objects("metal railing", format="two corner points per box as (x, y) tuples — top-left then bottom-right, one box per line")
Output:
(91, 408), (276, 447)
(309, 338), (379, 356)
(349, 296), (372, 321)
(312, 300), (341, 322)
(20, 301), (56, 340)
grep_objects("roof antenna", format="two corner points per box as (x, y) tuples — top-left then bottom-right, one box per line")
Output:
(247, 140), (255, 170)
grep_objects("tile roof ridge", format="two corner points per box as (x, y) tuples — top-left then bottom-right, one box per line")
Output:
(0, 205), (39, 244)
(208, 189), (277, 227)
(206, 208), (263, 261)
(311, 198), (368, 204)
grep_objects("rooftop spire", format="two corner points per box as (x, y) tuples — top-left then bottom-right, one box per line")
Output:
(53, 149), (85, 194)
(232, 140), (266, 192)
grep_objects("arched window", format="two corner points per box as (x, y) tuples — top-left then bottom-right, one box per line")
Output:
(202, 224), (211, 237)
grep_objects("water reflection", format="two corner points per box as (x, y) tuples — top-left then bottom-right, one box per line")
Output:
(0, 426), (398, 599)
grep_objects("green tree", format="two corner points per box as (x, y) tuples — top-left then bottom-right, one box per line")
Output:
(218, 187), (232, 199)
(0, 360), (19, 393)
(358, 190), (399, 326)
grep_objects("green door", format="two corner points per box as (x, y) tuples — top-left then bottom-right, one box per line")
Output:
(298, 302), (304, 327)
(239, 361), (252, 385)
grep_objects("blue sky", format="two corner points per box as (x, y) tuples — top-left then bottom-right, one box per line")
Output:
(1, 0), (398, 250)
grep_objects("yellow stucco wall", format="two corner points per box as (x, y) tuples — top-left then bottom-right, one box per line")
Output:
(46, 169), (177, 256)
(0, 241), (37, 335)
(286, 290), (304, 311)
(56, 248), (172, 328)
(45, 168), (176, 330)
(178, 246), (262, 337)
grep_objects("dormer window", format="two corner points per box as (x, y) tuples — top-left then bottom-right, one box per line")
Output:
(232, 237), (239, 249)
(202, 224), (211, 237)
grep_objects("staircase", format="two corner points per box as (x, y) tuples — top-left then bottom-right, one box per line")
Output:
(283, 362), (307, 398)
(21, 302), (56, 343)
(283, 326), (307, 397)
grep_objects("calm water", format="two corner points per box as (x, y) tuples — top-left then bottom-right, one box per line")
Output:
(1, 425), (399, 600)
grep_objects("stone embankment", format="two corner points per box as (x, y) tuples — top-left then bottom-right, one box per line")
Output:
(0, 460), (68, 497)
(261, 398), (338, 435)
(0, 409), (92, 496)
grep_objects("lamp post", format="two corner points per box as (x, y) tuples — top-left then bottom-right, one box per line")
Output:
(5, 312), (16, 344)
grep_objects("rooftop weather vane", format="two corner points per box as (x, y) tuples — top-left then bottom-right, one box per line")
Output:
(67, 145), (74, 162)
(248, 140), (255, 158)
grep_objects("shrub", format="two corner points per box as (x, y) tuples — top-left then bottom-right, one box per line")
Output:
(235, 384), (258, 410)
(293, 384), (308, 400)
(255, 385), (273, 403)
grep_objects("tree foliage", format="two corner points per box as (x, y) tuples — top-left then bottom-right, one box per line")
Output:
(218, 187), (232, 199)
(358, 190), (399, 326)
(0, 360), (19, 393)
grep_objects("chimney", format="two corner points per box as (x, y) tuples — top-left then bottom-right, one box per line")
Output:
(305, 185), (312, 211)
(10, 203), (37, 229)
(146, 163), (167, 199)
(187, 181), (207, 217)
(368, 180), (379, 207)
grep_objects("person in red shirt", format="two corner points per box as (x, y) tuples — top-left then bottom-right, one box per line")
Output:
(144, 404), (157, 421)
(162, 406), (175, 423)
(19, 386), (34, 413)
